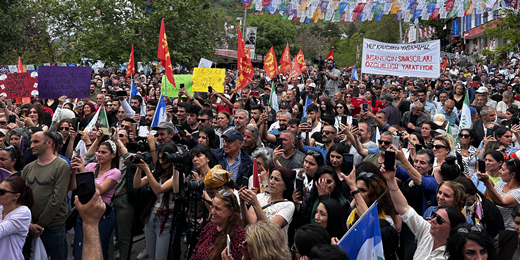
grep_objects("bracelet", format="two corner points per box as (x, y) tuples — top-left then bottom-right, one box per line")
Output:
(350, 189), (361, 196)
(86, 144), (92, 147)
(389, 187), (400, 191)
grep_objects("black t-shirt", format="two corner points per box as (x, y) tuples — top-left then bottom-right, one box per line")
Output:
(409, 113), (419, 127)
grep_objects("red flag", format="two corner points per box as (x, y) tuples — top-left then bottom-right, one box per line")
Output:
(288, 56), (302, 82)
(325, 50), (334, 60)
(237, 28), (254, 90)
(441, 57), (448, 70)
(296, 50), (308, 71)
(252, 158), (260, 193)
(157, 19), (176, 87)
(263, 46), (279, 79)
(280, 42), (291, 74)
(126, 45), (135, 77)
(17, 57), (24, 73)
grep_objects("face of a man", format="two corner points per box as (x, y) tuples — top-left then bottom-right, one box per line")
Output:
(327, 60), (334, 70)
(412, 105), (423, 116)
(280, 132), (294, 151)
(233, 111), (248, 130)
(307, 111), (317, 123)
(144, 110), (154, 126)
(117, 107), (127, 121)
(241, 89), (250, 102)
(321, 125), (336, 143)
(223, 137), (241, 155)
(334, 92), (342, 102)
(287, 123), (298, 133)
(439, 93), (449, 104)
(90, 84), (96, 93)
(391, 91), (399, 100)
(156, 129), (172, 145)
(476, 96), (487, 107)
(286, 90), (294, 102)
(484, 109), (496, 123)
(378, 134), (392, 155)
(187, 113), (198, 126)
(112, 101), (121, 112)
(417, 92), (426, 102)
(444, 102), (455, 115)
(0, 117), (7, 129)
(278, 114), (290, 130)
(197, 115), (210, 129)
(243, 130), (256, 149)
(358, 123), (371, 141)
(176, 107), (187, 121)
(120, 120), (132, 131)
(250, 109), (261, 122)
(130, 99), (140, 108)
(30, 132), (49, 156)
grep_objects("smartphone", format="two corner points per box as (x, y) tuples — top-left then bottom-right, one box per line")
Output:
(352, 118), (358, 128)
(301, 117), (308, 125)
(392, 136), (400, 148)
(415, 143), (422, 151)
(486, 128), (494, 137)
(226, 234), (231, 255)
(251, 91), (259, 97)
(276, 137), (283, 148)
(175, 125), (186, 137)
(414, 92), (419, 98)
(116, 90), (127, 96)
(208, 86), (213, 93)
(324, 90), (330, 96)
(74, 148), (80, 157)
(262, 95), (268, 106)
(384, 150), (395, 171)
(295, 178), (304, 201)
(76, 171), (96, 204)
(362, 103), (368, 112)
(135, 107), (141, 115)
(101, 127), (111, 136)
(343, 154), (354, 174)
(478, 160), (486, 173)
(341, 115), (348, 125)
(242, 176), (249, 188)
(307, 117), (312, 124)
(512, 117), (520, 126)
(8, 115), (15, 124)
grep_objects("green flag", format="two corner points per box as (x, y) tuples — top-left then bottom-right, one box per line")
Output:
(269, 82), (279, 112)
(99, 106), (109, 128)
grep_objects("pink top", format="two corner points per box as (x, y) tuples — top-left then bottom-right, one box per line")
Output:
(86, 163), (121, 204)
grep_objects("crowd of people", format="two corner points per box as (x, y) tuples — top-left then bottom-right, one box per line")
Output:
(1, 54), (520, 260)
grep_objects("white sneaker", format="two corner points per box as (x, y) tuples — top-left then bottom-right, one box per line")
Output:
(116, 246), (136, 259)
(136, 248), (148, 260)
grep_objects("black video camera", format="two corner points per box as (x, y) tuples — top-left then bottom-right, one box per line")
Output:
(185, 179), (204, 193)
(162, 152), (185, 164)
(131, 152), (152, 164)
(127, 142), (150, 153)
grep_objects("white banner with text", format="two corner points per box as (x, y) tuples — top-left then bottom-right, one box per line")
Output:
(361, 38), (440, 78)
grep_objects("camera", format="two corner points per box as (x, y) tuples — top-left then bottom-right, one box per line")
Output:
(127, 142), (150, 153)
(185, 179), (204, 193)
(162, 152), (185, 164)
(133, 135), (148, 142)
(131, 152), (152, 164)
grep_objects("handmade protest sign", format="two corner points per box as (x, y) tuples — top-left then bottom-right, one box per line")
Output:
(361, 38), (440, 78)
(192, 68), (225, 93)
(161, 75), (193, 97)
(0, 72), (38, 99)
(38, 66), (91, 98)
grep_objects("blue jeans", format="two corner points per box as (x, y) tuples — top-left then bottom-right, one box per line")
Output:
(40, 224), (68, 260)
(145, 209), (174, 260)
(73, 207), (115, 260)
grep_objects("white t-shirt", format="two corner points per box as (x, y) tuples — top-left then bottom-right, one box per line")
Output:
(495, 182), (520, 231)
(256, 192), (295, 243)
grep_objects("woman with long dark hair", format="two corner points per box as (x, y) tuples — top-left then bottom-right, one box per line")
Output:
(24, 105), (48, 131)
(132, 144), (180, 260)
(365, 90), (383, 114)
(325, 143), (351, 196)
(314, 197), (347, 239)
(197, 126), (218, 149)
(445, 223), (497, 260)
(319, 99), (336, 118)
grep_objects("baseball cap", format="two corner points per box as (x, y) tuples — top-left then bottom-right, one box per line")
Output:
(433, 114), (446, 127)
(470, 107), (476, 115)
(152, 122), (175, 132)
(0, 129), (7, 136)
(309, 83), (316, 88)
(222, 130), (243, 141)
(476, 87), (489, 93)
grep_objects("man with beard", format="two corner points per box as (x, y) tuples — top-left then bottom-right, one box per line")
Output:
(242, 126), (259, 156)
(297, 124), (337, 161)
(211, 130), (252, 186)
(233, 109), (249, 135)
(352, 131), (405, 170)
(249, 105), (263, 125)
(322, 59), (341, 95)
(259, 111), (290, 145)
(181, 104), (201, 139)
(137, 109), (155, 137)
(309, 114), (336, 147)
(273, 130), (305, 169)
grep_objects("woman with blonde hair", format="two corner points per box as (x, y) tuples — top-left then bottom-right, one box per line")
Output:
(222, 221), (291, 260)
(422, 181), (469, 221)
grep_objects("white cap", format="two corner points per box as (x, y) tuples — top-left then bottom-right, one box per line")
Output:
(309, 83), (316, 88)
(476, 86), (489, 93)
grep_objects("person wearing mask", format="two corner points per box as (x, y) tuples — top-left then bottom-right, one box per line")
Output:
(211, 130), (253, 187)
(0, 176), (33, 260)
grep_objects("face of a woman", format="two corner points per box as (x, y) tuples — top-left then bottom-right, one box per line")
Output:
(314, 202), (328, 229)
(96, 145), (115, 165)
(414, 154), (432, 176)
(433, 140), (449, 158)
(0, 150), (15, 171)
(197, 132), (208, 146)
(329, 151), (343, 168)
(255, 157), (266, 171)
(157, 153), (172, 169)
(192, 153), (209, 170)
(155, 88), (161, 96)
(217, 113), (229, 128)
(293, 105), (299, 115)
(320, 173), (336, 194)
(29, 108), (38, 121)
(409, 134), (420, 145)
(210, 197), (232, 227)
(498, 131), (513, 146)
(83, 105), (91, 115)
(506, 110), (513, 121)
(320, 102), (326, 111)
(437, 184), (456, 207)
(514, 216), (520, 235)
(421, 124), (431, 138)
(484, 155), (501, 172)
(456, 85), (464, 94)
(365, 91), (372, 100)
(59, 122), (71, 137)
(459, 130), (471, 145)
(356, 179), (374, 206)
(303, 155), (319, 177)
(336, 104), (344, 115)
(461, 239), (488, 260)
(268, 170), (286, 196)
(429, 208), (452, 239)
(499, 163), (515, 183)
(0, 181), (18, 207)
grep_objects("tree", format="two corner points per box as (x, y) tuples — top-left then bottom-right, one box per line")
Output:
(30, 0), (223, 67)
(295, 31), (330, 60)
(484, 9), (520, 56)
(246, 13), (297, 57)
(0, 0), (28, 64)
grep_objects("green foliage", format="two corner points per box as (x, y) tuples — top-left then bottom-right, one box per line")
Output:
(484, 9), (520, 56)
(0, 0), (28, 63)
(246, 13), (297, 57)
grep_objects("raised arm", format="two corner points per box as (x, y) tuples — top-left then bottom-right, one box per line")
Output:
(381, 165), (410, 215)
(478, 172), (519, 207)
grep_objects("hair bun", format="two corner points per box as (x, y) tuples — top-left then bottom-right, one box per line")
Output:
(445, 156), (457, 165)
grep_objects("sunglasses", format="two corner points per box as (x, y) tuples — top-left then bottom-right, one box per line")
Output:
(106, 104), (113, 106)
(433, 145), (448, 149)
(119, 134), (127, 138)
(197, 118), (208, 123)
(336, 106), (344, 109)
(59, 127), (70, 131)
(0, 188), (17, 196)
(431, 211), (450, 225)
(101, 91), (107, 93)
(218, 189), (235, 208)
(1, 145), (15, 152)
(378, 140), (391, 145)
(322, 130), (333, 135)
(459, 134), (470, 138)
(359, 171), (374, 178)
(457, 226), (482, 235)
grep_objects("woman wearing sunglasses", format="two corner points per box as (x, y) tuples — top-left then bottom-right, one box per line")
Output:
(239, 166), (295, 243)
(432, 133), (456, 169)
(381, 164), (466, 260)
(0, 176), (34, 260)
(132, 144), (180, 260)
(477, 158), (520, 231)
(445, 223), (497, 260)
(191, 190), (244, 260)
(221, 221), (291, 260)
(457, 129), (479, 177)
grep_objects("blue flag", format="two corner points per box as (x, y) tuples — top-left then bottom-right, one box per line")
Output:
(151, 94), (167, 128)
(130, 82), (139, 98)
(338, 202), (384, 260)
(351, 65), (358, 81)
(302, 96), (312, 118)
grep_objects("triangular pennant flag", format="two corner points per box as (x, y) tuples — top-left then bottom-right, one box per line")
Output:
(325, 50), (334, 60)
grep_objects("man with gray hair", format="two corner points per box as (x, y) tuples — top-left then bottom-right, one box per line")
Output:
(259, 111), (291, 146)
(439, 99), (459, 127)
(242, 126), (260, 156)
(472, 105), (496, 147)
(401, 101), (430, 134)
(496, 90), (520, 121)
(273, 130), (305, 169)
(233, 109), (250, 134)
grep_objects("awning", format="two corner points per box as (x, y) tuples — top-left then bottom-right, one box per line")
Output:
(463, 18), (501, 39)
(214, 49), (263, 62)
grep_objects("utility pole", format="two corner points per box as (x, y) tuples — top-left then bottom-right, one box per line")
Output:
(243, 7), (247, 37)
(399, 20), (403, 44)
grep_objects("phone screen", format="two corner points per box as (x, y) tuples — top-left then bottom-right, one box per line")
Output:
(295, 178), (304, 201)
(76, 171), (96, 204)
(176, 125), (186, 137)
(208, 86), (213, 93)
(478, 160), (486, 173)
(262, 95), (268, 106)
(301, 117), (308, 125)
(341, 115), (348, 125)
(392, 136), (400, 148)
(180, 84), (185, 89)
(384, 151), (395, 171)
(343, 154), (354, 174)
(362, 103), (368, 111)
(226, 234), (231, 255)
(352, 118), (358, 128)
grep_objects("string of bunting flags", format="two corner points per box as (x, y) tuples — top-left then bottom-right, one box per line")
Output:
(234, 0), (518, 23)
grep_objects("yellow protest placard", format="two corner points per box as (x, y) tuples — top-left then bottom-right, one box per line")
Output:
(192, 68), (225, 93)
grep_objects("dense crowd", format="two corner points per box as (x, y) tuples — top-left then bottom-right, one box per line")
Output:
(1, 55), (520, 260)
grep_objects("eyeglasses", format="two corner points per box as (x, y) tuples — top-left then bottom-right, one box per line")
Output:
(433, 145), (448, 150)
(431, 211), (450, 225)
(106, 104), (113, 107)
(119, 134), (127, 138)
(0, 188), (17, 196)
(101, 91), (107, 93)
(359, 171), (374, 178)
(290, 244), (301, 255)
(459, 134), (471, 138)
(378, 140), (391, 145)
(218, 189), (235, 208)
(59, 127), (70, 131)
(457, 226), (482, 235)
(197, 118), (208, 123)
(322, 130), (333, 135)
(0, 145), (15, 152)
